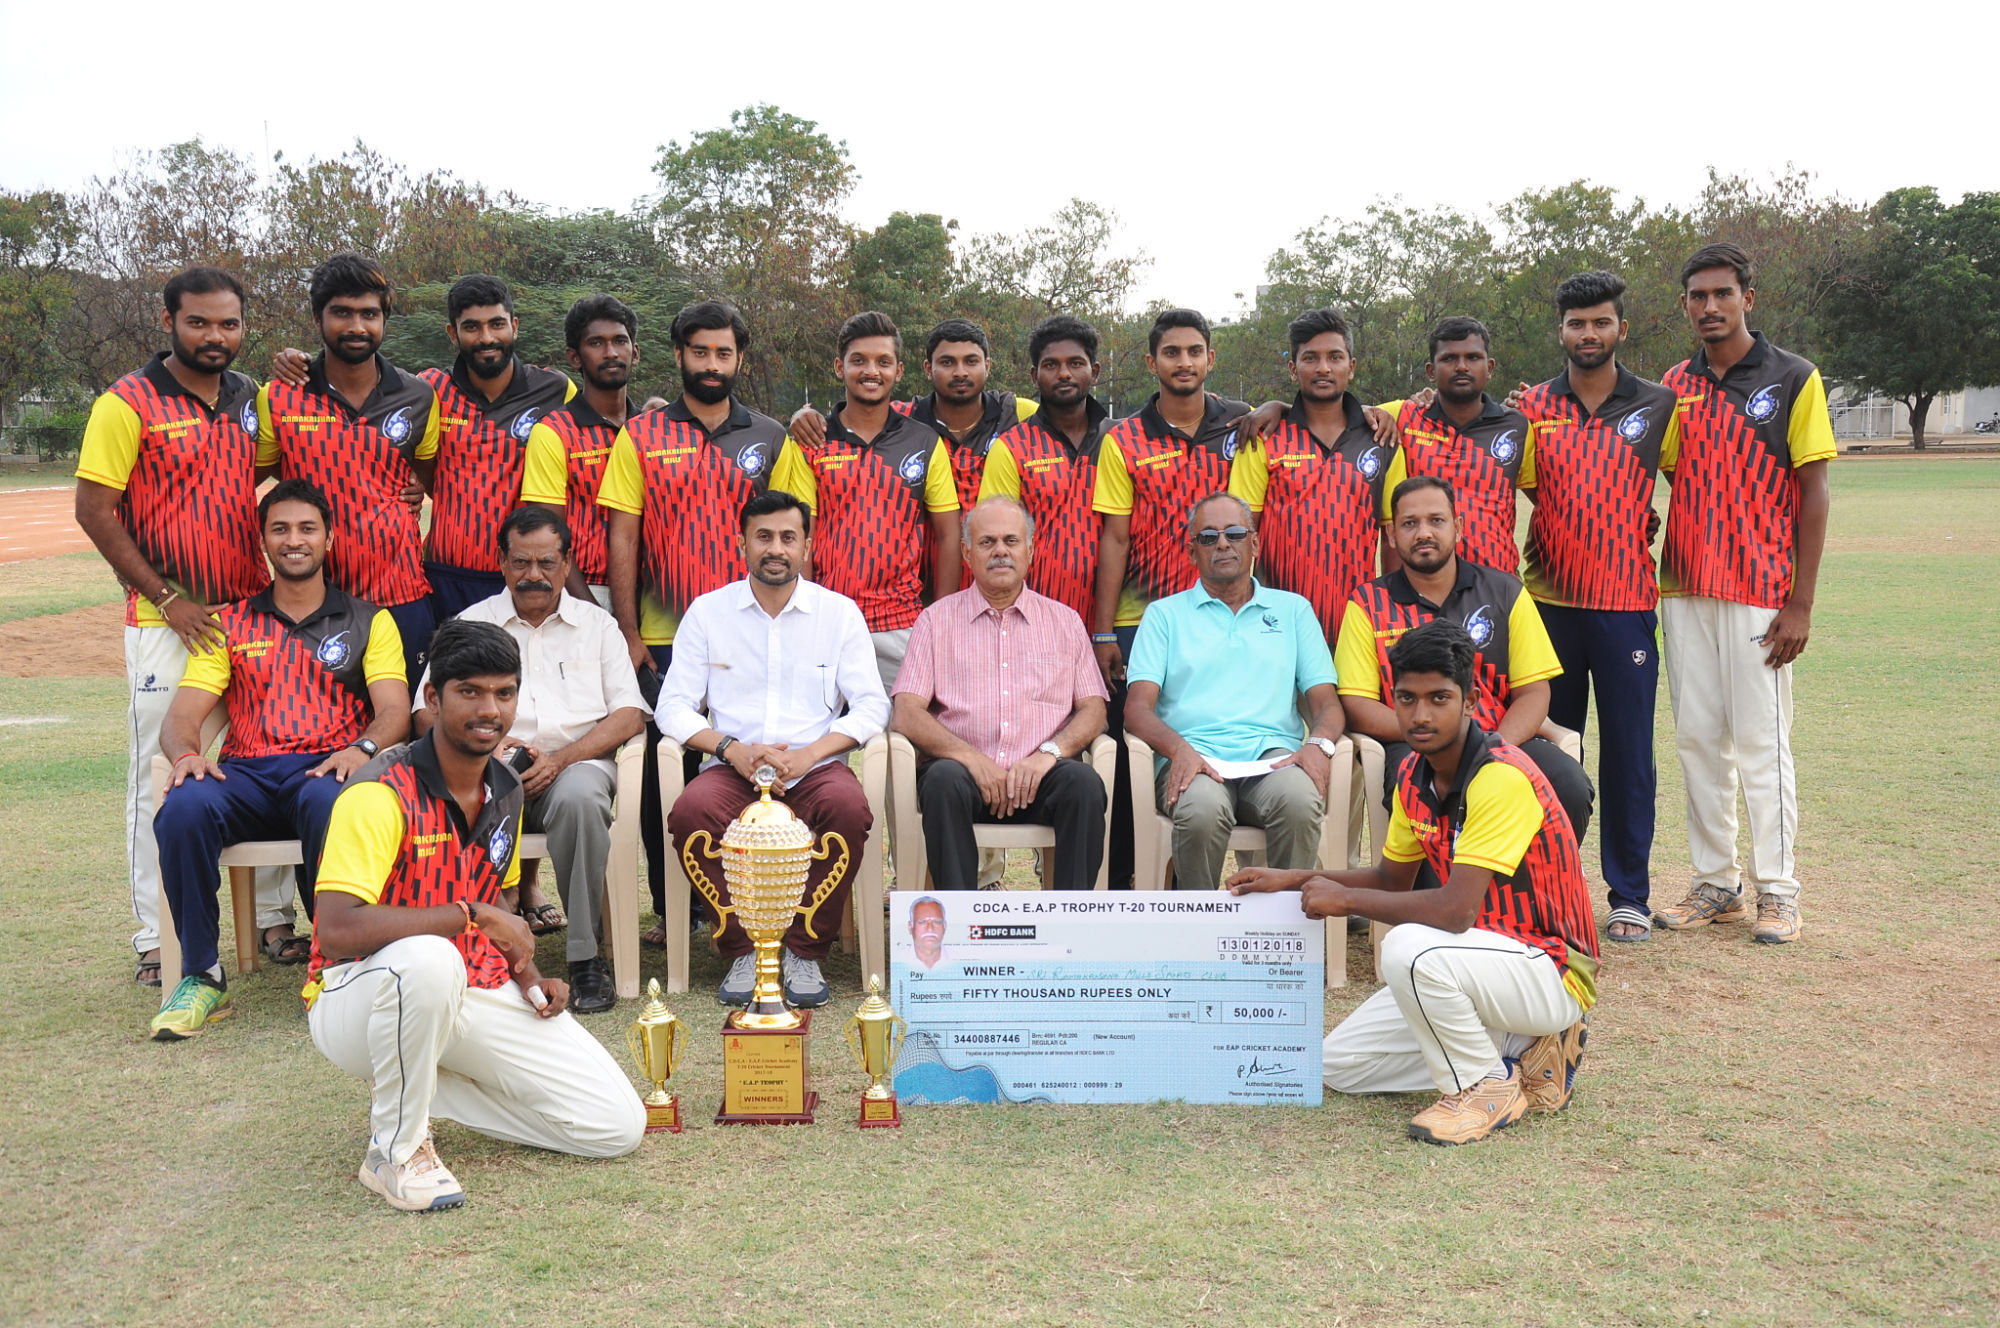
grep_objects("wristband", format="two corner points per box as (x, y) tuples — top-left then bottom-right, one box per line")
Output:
(171, 751), (202, 767)
(457, 900), (478, 935)
(1091, 633), (1118, 644)
(155, 589), (182, 611)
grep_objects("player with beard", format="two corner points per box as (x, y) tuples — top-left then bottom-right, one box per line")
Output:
(75, 265), (281, 987)
(598, 299), (789, 941)
(258, 253), (442, 683)
(1508, 272), (1679, 943)
(521, 295), (640, 607)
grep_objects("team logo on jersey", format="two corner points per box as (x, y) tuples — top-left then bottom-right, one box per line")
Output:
(239, 399), (258, 435)
(381, 406), (414, 443)
(898, 450), (928, 484)
(1488, 430), (1520, 463)
(510, 409), (539, 441)
(1617, 408), (1651, 441)
(315, 631), (352, 669)
(1745, 384), (1781, 423)
(1357, 446), (1384, 481)
(1221, 429), (1239, 461)
(738, 442), (767, 477)
(1464, 604), (1496, 648)
(488, 822), (514, 871)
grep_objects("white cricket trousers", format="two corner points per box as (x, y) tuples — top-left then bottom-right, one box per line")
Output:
(1660, 595), (1800, 900)
(125, 626), (293, 954)
(1323, 925), (1583, 1096)
(308, 935), (644, 1166)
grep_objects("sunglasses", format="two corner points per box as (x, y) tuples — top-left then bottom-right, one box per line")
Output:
(1193, 525), (1252, 547)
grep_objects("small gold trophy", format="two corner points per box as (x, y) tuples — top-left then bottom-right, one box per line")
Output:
(625, 978), (689, 1134)
(683, 765), (850, 1125)
(844, 974), (907, 1128)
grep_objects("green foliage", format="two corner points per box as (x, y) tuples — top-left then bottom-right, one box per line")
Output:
(0, 190), (78, 409)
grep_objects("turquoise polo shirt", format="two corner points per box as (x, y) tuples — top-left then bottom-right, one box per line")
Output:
(1127, 578), (1336, 763)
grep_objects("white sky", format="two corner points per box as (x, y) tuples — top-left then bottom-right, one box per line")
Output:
(3, 0), (1988, 317)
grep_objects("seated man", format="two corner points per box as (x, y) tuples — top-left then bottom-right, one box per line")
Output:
(661, 491), (888, 1008)
(150, 479), (410, 1040)
(1338, 475), (1593, 846)
(415, 506), (647, 1014)
(1124, 492), (1343, 889)
(307, 619), (644, 1212)
(1230, 620), (1598, 1146)
(893, 497), (1109, 890)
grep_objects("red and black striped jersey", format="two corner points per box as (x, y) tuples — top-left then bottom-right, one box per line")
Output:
(598, 399), (787, 625)
(981, 397), (1113, 627)
(906, 390), (1032, 508)
(308, 733), (522, 990)
(178, 585), (397, 759)
(1391, 725), (1599, 995)
(1659, 334), (1837, 609)
(1093, 393), (1252, 623)
(257, 354), (436, 608)
(777, 406), (958, 633)
(1380, 395), (1529, 575)
(420, 357), (574, 572)
(520, 397), (624, 584)
(1516, 366), (1677, 611)
(76, 354), (270, 627)
(1229, 393), (1386, 639)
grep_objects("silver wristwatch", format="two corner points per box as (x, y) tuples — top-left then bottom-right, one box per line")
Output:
(1037, 741), (1064, 760)
(1307, 736), (1338, 758)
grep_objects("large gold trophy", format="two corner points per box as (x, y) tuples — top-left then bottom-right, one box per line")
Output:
(682, 765), (849, 1125)
(625, 978), (689, 1133)
(844, 974), (908, 1128)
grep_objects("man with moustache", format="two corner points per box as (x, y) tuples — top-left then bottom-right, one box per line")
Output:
(74, 265), (281, 987)
(521, 295), (642, 607)
(149, 479), (410, 1039)
(599, 298), (790, 941)
(258, 253), (442, 682)
(893, 498), (1110, 892)
(415, 507), (647, 1013)
(1509, 272), (1679, 942)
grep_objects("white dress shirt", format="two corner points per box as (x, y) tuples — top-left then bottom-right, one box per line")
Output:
(417, 589), (649, 776)
(659, 577), (889, 785)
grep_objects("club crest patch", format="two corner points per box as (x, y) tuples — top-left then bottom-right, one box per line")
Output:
(488, 822), (514, 870)
(239, 399), (258, 435)
(1489, 430), (1519, 463)
(381, 406), (414, 443)
(899, 450), (928, 484)
(1617, 408), (1651, 441)
(1745, 384), (1781, 423)
(1358, 446), (1383, 481)
(511, 409), (539, 441)
(738, 442), (766, 477)
(315, 631), (351, 668)
(1221, 430), (1239, 461)
(1464, 604), (1496, 648)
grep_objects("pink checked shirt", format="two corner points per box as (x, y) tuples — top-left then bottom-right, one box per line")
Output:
(893, 585), (1109, 767)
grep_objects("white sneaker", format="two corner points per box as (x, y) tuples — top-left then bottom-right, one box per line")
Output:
(717, 953), (756, 1007)
(358, 1134), (465, 1212)
(780, 950), (829, 1007)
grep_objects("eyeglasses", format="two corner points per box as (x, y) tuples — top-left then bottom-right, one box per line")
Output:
(1193, 526), (1252, 547)
(505, 556), (565, 575)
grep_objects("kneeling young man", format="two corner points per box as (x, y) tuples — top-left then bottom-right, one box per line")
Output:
(1230, 619), (1598, 1146)
(306, 619), (643, 1213)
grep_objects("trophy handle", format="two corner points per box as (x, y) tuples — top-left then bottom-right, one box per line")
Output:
(797, 831), (851, 940)
(843, 1014), (866, 1072)
(680, 829), (735, 929)
(668, 1016), (690, 1072)
(886, 1013), (908, 1072)
(625, 1022), (650, 1081)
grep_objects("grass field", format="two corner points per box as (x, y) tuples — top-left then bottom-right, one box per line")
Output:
(3, 458), (1996, 1327)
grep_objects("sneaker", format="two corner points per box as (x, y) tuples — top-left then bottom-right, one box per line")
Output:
(781, 950), (830, 1008)
(1653, 883), (1748, 930)
(149, 973), (231, 1041)
(358, 1133), (465, 1213)
(1519, 1016), (1589, 1114)
(1753, 895), (1802, 944)
(717, 953), (756, 1007)
(568, 957), (616, 1014)
(1408, 1068), (1526, 1146)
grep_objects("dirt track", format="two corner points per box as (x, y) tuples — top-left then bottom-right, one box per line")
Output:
(0, 488), (92, 563)
(0, 602), (126, 676)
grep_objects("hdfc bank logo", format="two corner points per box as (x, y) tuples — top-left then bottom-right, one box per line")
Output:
(969, 924), (1035, 940)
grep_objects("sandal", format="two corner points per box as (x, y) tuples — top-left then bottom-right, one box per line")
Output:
(135, 951), (162, 987)
(640, 924), (669, 950)
(1607, 906), (1652, 943)
(262, 928), (311, 965)
(521, 901), (567, 934)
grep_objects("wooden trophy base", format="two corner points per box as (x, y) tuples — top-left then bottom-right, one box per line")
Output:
(717, 1010), (817, 1125)
(859, 1092), (901, 1129)
(643, 1097), (683, 1134)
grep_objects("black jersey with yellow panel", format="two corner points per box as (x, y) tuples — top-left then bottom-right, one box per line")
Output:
(420, 356), (574, 572)
(258, 353), (438, 608)
(1516, 365), (1676, 611)
(307, 733), (523, 997)
(981, 397), (1112, 627)
(1229, 392), (1387, 639)
(1659, 333), (1836, 610)
(906, 390), (1038, 509)
(1379, 394), (1530, 575)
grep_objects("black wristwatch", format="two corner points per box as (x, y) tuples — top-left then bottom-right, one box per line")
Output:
(349, 738), (379, 758)
(714, 735), (735, 760)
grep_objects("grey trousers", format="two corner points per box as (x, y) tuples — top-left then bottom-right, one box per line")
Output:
(1159, 747), (1324, 889)
(524, 761), (617, 964)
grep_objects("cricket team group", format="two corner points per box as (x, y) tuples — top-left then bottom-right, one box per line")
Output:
(73, 236), (1829, 1209)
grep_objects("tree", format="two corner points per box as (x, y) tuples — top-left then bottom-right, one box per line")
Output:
(960, 199), (1148, 392)
(1821, 188), (2000, 448)
(849, 211), (961, 396)
(1686, 168), (1865, 363)
(0, 190), (77, 416)
(650, 105), (855, 411)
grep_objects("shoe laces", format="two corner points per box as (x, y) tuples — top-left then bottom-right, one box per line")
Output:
(159, 977), (209, 1014)
(1759, 896), (1797, 920)
(409, 1136), (447, 1178)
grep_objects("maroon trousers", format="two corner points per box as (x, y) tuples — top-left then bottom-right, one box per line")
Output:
(667, 761), (872, 960)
